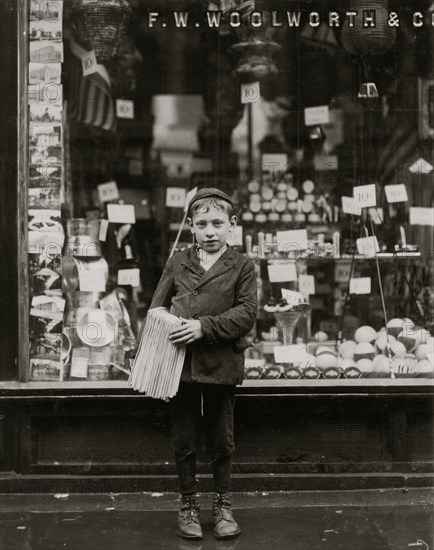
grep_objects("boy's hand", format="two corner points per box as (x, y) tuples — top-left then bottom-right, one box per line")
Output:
(169, 318), (203, 345)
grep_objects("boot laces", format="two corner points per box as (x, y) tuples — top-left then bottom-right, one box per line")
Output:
(181, 497), (200, 523)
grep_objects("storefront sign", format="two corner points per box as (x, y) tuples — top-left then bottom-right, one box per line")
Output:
(276, 229), (308, 252)
(356, 236), (379, 257)
(385, 184), (408, 203)
(273, 344), (306, 364)
(353, 183), (376, 208)
(267, 262), (297, 283)
(117, 268), (140, 287)
(81, 50), (97, 77)
(116, 99), (135, 119)
(166, 187), (186, 208)
(409, 207), (434, 226)
(107, 204), (136, 224)
(304, 105), (330, 126)
(299, 274), (315, 296)
(341, 196), (361, 216)
(349, 277), (371, 294)
(98, 181), (119, 203)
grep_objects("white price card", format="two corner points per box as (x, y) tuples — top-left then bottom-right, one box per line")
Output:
(281, 289), (305, 306)
(384, 184), (408, 203)
(262, 153), (288, 172)
(353, 183), (377, 208)
(334, 262), (352, 283)
(349, 277), (371, 294)
(99, 220), (109, 242)
(356, 236), (379, 257)
(267, 262), (297, 283)
(117, 268), (140, 287)
(71, 348), (89, 379)
(184, 187), (199, 212)
(276, 229), (308, 252)
(79, 266), (106, 292)
(342, 196), (362, 216)
(299, 274), (315, 296)
(107, 204), (136, 224)
(81, 50), (97, 76)
(409, 207), (434, 226)
(227, 226), (243, 247)
(274, 344), (306, 364)
(369, 207), (384, 225)
(116, 99), (134, 119)
(166, 187), (186, 208)
(97, 181), (119, 203)
(241, 82), (260, 104)
(304, 105), (330, 126)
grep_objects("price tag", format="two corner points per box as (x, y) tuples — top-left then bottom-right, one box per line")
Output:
(281, 288), (305, 306)
(304, 105), (330, 126)
(184, 187), (199, 212)
(241, 82), (260, 104)
(166, 187), (186, 208)
(118, 268), (140, 287)
(99, 220), (109, 242)
(107, 204), (136, 224)
(408, 157), (433, 174)
(97, 181), (119, 203)
(116, 99), (134, 119)
(384, 184), (408, 203)
(79, 266), (106, 292)
(267, 262), (297, 283)
(409, 207), (434, 226)
(81, 50), (98, 76)
(356, 236), (379, 257)
(276, 229), (308, 252)
(369, 207), (384, 224)
(299, 274), (315, 296)
(341, 196), (361, 216)
(334, 261), (352, 283)
(349, 277), (371, 294)
(353, 183), (377, 208)
(227, 226), (243, 247)
(313, 154), (338, 171)
(262, 153), (288, 173)
(274, 344), (306, 364)
(71, 348), (89, 379)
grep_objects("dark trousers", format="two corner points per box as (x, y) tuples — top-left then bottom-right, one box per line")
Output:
(171, 382), (236, 496)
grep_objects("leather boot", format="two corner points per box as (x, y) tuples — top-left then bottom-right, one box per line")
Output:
(178, 495), (203, 540)
(212, 493), (241, 540)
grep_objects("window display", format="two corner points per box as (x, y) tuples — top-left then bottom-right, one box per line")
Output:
(15, 0), (434, 386)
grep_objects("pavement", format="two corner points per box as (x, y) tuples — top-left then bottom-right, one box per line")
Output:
(1, 489), (433, 550)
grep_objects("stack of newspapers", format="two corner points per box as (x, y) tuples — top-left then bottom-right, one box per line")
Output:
(128, 308), (186, 400)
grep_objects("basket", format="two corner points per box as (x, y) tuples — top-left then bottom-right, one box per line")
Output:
(71, 0), (133, 62)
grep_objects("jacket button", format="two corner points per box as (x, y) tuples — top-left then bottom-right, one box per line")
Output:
(192, 290), (198, 295)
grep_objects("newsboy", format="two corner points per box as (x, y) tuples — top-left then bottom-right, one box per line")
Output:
(148, 188), (257, 541)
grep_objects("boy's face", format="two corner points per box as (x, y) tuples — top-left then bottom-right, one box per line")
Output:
(188, 207), (236, 254)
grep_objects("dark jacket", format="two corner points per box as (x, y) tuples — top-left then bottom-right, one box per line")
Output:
(148, 245), (257, 385)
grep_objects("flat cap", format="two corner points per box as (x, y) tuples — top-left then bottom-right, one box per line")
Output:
(187, 187), (234, 213)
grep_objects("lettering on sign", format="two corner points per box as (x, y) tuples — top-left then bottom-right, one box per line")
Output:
(342, 196), (361, 216)
(353, 183), (377, 208)
(97, 181), (119, 203)
(304, 105), (330, 126)
(166, 187), (186, 208)
(262, 153), (288, 173)
(356, 236), (379, 257)
(116, 99), (135, 119)
(241, 82), (260, 104)
(81, 50), (97, 76)
(384, 184), (408, 203)
(117, 268), (140, 287)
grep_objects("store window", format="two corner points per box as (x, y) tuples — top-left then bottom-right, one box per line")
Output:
(17, 0), (434, 385)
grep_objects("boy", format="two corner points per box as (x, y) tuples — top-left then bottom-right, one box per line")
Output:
(148, 188), (257, 540)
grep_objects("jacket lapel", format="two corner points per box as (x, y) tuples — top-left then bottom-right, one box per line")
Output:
(194, 247), (236, 289)
(180, 246), (205, 278)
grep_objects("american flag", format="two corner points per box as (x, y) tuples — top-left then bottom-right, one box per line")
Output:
(67, 38), (116, 133)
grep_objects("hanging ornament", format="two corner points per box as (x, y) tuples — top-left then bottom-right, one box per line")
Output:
(70, 0), (133, 63)
(340, 0), (396, 57)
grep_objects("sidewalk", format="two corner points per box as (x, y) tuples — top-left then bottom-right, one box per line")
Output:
(1, 489), (433, 550)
